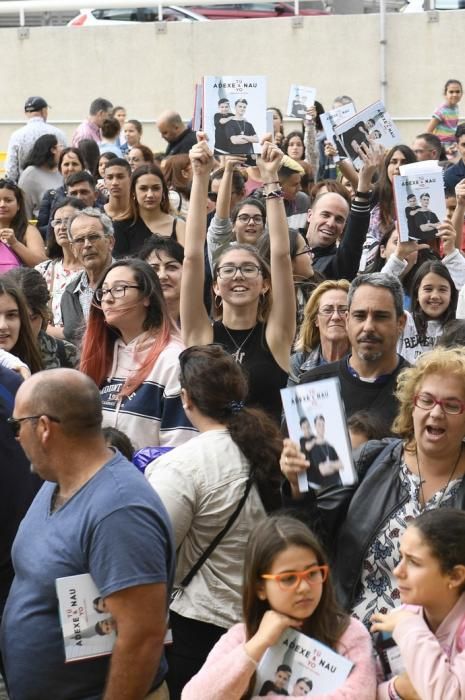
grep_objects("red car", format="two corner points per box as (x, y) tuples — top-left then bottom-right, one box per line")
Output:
(186, 2), (329, 19)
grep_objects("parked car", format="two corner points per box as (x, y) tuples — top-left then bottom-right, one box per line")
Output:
(67, 6), (208, 25)
(401, 0), (465, 10)
(185, 2), (328, 19)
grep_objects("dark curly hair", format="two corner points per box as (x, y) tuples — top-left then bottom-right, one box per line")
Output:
(178, 344), (282, 512)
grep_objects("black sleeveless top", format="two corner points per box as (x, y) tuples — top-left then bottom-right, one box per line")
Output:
(113, 217), (178, 257)
(212, 321), (288, 425)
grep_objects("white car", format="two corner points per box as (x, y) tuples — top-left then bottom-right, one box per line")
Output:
(401, 0), (465, 11)
(68, 6), (208, 25)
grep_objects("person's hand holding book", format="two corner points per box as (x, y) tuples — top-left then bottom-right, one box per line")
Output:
(245, 610), (303, 663)
(280, 438), (309, 500)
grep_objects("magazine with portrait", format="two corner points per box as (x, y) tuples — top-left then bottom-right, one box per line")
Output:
(333, 100), (400, 170)
(253, 627), (353, 696)
(280, 377), (356, 493)
(393, 161), (446, 244)
(320, 102), (356, 162)
(202, 75), (267, 163)
(286, 84), (316, 120)
(56, 573), (116, 662)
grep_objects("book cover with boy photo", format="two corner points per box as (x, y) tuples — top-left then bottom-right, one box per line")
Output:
(393, 161), (446, 244)
(333, 100), (400, 170)
(254, 628), (353, 696)
(203, 75), (266, 159)
(286, 85), (316, 119)
(320, 102), (356, 162)
(56, 573), (116, 662)
(281, 377), (356, 494)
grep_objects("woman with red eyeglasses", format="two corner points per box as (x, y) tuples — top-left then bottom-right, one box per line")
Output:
(281, 347), (465, 647)
(182, 515), (375, 699)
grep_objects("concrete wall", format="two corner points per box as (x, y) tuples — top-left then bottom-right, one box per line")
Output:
(0, 10), (464, 151)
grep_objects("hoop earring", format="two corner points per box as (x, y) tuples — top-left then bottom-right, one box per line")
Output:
(215, 295), (223, 309)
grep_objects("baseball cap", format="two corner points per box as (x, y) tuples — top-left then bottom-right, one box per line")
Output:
(24, 96), (49, 112)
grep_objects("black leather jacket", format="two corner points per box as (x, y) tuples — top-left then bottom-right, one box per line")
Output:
(283, 438), (465, 611)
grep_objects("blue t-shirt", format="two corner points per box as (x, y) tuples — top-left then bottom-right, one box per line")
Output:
(0, 450), (175, 700)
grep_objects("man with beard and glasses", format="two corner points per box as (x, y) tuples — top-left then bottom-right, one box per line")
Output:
(295, 274), (408, 426)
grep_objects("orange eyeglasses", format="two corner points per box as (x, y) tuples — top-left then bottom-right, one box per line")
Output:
(261, 565), (329, 591)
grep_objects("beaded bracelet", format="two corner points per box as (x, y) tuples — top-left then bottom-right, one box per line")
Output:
(264, 188), (284, 200)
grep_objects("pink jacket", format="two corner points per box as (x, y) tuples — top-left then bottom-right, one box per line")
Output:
(182, 619), (376, 700)
(377, 593), (465, 700)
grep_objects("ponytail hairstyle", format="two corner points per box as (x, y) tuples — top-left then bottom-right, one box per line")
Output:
(410, 259), (456, 336)
(241, 515), (349, 699)
(80, 259), (177, 397)
(178, 344), (282, 512)
(410, 508), (465, 593)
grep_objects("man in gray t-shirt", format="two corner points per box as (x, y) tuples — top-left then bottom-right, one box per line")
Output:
(0, 369), (175, 700)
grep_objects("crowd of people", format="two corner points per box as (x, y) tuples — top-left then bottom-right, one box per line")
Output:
(1, 83), (465, 700)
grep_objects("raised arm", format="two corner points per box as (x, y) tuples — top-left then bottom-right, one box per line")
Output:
(304, 106), (319, 178)
(334, 143), (383, 280)
(180, 136), (215, 347)
(260, 142), (296, 372)
(380, 239), (429, 278)
(338, 156), (359, 191)
(452, 178), (465, 249)
(206, 156), (246, 268)
(440, 219), (465, 290)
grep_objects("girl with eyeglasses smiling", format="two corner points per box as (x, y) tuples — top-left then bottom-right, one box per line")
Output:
(181, 136), (295, 425)
(182, 515), (376, 700)
(80, 258), (194, 451)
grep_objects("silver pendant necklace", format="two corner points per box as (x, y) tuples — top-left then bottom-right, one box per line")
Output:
(223, 324), (257, 365)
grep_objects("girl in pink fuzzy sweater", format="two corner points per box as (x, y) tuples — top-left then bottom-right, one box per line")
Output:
(182, 515), (376, 700)
(372, 508), (465, 700)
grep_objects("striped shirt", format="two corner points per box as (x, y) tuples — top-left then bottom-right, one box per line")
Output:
(432, 102), (460, 144)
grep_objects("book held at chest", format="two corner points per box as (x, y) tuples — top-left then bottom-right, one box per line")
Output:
(254, 628), (353, 696)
